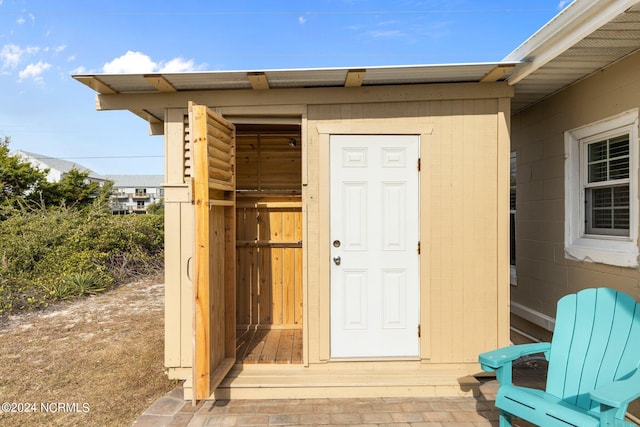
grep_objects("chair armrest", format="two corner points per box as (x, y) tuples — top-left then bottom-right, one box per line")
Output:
(479, 342), (551, 371)
(590, 368), (640, 409)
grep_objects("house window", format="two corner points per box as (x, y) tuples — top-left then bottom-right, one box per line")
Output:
(564, 109), (639, 267)
(584, 135), (630, 236)
(137, 201), (145, 209)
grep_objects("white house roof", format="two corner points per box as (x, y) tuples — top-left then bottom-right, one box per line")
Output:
(105, 174), (164, 188)
(505, 0), (640, 112)
(14, 150), (105, 181)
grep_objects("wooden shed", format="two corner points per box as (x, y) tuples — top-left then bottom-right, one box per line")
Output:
(74, 63), (514, 401)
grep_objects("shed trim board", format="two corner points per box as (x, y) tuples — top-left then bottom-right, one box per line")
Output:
(95, 82), (514, 115)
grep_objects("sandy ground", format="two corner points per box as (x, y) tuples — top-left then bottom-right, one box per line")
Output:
(0, 279), (174, 427)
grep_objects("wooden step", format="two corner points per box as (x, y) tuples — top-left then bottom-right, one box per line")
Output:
(212, 365), (480, 400)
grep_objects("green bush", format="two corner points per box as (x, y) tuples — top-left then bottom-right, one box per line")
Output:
(0, 205), (164, 314)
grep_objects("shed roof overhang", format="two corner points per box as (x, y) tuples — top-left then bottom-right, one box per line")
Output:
(72, 62), (517, 135)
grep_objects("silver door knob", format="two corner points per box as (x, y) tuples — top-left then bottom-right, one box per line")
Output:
(333, 256), (341, 265)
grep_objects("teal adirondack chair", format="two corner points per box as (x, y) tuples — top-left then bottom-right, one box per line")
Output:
(479, 288), (640, 427)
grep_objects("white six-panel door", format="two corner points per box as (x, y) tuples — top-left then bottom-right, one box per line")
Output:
(330, 135), (420, 358)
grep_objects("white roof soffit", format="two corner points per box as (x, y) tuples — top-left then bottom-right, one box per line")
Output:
(505, 0), (640, 85)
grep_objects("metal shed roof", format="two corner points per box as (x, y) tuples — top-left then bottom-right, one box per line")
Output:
(74, 62), (516, 94)
(73, 62), (517, 125)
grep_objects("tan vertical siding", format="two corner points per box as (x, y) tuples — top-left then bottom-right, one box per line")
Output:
(164, 108), (194, 370)
(511, 51), (640, 325)
(308, 91), (508, 365)
(424, 99), (504, 362)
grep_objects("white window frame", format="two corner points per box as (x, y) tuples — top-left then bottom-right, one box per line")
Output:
(564, 109), (639, 267)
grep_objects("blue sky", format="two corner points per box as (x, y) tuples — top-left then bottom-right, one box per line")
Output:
(1, 0), (570, 175)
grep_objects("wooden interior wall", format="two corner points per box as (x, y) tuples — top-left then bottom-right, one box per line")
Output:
(235, 126), (303, 329)
(236, 201), (302, 328)
(236, 126), (302, 192)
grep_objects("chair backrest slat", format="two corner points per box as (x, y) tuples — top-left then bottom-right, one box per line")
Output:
(612, 297), (640, 380)
(546, 288), (640, 411)
(546, 292), (579, 399)
(575, 289), (617, 409)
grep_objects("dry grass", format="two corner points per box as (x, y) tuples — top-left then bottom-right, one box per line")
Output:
(0, 278), (175, 426)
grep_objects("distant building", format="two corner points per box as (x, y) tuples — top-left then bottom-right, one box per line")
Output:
(13, 150), (106, 183)
(13, 150), (164, 214)
(105, 175), (164, 214)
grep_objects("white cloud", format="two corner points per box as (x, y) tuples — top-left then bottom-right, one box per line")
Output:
(71, 65), (88, 75)
(1, 44), (40, 69)
(103, 51), (202, 74)
(18, 61), (51, 84)
(558, 0), (571, 9)
(158, 57), (197, 73)
(1, 44), (23, 68)
(298, 16), (307, 24)
(103, 51), (156, 73)
(16, 12), (35, 25)
(367, 30), (405, 39)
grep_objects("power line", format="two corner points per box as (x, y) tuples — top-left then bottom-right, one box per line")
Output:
(0, 9), (558, 16)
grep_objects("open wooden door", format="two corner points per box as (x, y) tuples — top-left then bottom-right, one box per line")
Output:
(189, 102), (236, 401)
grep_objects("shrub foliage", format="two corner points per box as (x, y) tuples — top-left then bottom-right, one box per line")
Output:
(0, 205), (164, 314)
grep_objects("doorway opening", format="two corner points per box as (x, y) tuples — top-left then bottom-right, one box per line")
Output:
(234, 124), (303, 364)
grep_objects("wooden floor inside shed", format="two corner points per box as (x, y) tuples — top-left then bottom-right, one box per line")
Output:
(236, 328), (303, 364)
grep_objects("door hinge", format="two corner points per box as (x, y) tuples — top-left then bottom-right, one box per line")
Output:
(417, 157), (421, 172)
(417, 241), (421, 255)
(418, 324), (421, 338)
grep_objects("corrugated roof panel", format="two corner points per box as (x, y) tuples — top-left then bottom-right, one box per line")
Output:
(167, 72), (252, 90)
(99, 75), (157, 93)
(266, 68), (347, 88)
(364, 64), (496, 85)
(75, 62), (514, 96)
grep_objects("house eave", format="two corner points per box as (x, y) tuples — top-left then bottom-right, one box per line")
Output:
(505, 0), (640, 85)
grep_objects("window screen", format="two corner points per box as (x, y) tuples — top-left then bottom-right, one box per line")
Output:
(585, 135), (630, 236)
